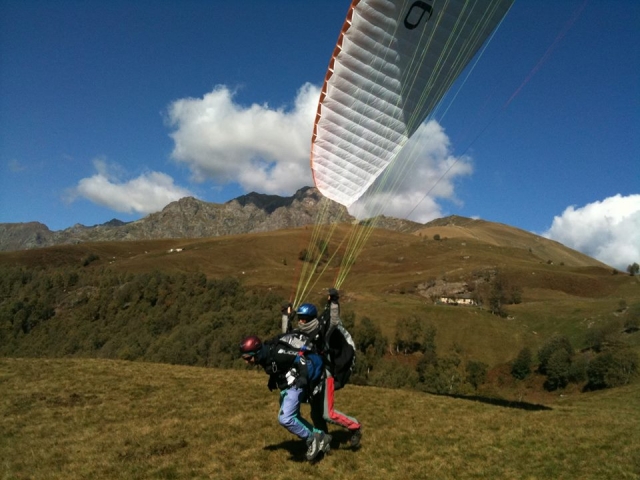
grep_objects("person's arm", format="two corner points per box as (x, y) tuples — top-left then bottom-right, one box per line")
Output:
(327, 288), (341, 330)
(281, 302), (293, 333)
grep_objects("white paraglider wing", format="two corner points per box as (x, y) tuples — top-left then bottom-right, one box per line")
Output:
(311, 0), (514, 207)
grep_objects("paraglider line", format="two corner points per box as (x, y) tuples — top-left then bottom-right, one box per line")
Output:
(506, 0), (588, 108)
(407, 0), (588, 219)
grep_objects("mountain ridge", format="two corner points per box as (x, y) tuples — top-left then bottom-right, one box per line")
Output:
(0, 187), (612, 270)
(0, 187), (353, 252)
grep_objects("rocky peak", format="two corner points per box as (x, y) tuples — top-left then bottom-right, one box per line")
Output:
(0, 187), (353, 251)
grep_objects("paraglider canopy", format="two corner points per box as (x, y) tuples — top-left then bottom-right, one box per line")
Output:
(311, 0), (514, 207)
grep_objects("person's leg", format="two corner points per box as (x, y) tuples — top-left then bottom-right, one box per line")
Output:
(279, 387), (332, 460)
(322, 374), (360, 431)
(310, 381), (329, 433)
(278, 387), (315, 439)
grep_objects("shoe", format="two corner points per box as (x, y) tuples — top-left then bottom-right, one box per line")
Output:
(319, 432), (332, 454)
(305, 433), (321, 461)
(350, 428), (362, 448)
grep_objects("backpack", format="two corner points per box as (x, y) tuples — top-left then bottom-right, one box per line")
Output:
(276, 332), (324, 385)
(277, 331), (313, 352)
(319, 306), (356, 390)
(296, 352), (324, 384)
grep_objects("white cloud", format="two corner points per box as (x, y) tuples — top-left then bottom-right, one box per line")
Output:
(167, 86), (471, 222)
(349, 120), (473, 223)
(68, 158), (194, 214)
(167, 84), (318, 194)
(542, 194), (640, 270)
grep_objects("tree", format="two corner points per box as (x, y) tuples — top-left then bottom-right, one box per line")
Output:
(537, 335), (573, 374)
(545, 349), (571, 390)
(487, 287), (506, 317)
(417, 354), (463, 394)
(466, 360), (488, 390)
(395, 316), (421, 353)
(568, 354), (589, 384)
(511, 347), (533, 380)
(586, 349), (639, 390)
(352, 316), (387, 357)
(395, 315), (437, 354)
(368, 358), (419, 389)
(484, 271), (523, 317)
(584, 320), (621, 352)
(627, 262), (639, 276)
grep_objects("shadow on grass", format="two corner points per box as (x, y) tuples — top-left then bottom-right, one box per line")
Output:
(263, 430), (356, 462)
(263, 439), (307, 462)
(441, 393), (553, 411)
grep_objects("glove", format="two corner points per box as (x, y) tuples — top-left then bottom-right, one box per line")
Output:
(285, 370), (298, 387)
(328, 288), (339, 303)
(268, 376), (277, 392)
(281, 302), (293, 316)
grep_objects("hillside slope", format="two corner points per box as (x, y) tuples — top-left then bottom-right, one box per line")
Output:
(417, 215), (609, 268)
(1, 220), (637, 369)
(2, 358), (639, 480)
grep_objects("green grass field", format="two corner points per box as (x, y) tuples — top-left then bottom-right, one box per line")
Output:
(2, 221), (639, 478)
(2, 358), (639, 480)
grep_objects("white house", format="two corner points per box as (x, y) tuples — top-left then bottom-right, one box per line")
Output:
(438, 293), (477, 306)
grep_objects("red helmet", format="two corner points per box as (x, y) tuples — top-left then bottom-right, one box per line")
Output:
(240, 335), (262, 356)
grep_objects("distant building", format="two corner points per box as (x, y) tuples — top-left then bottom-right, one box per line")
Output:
(437, 293), (477, 306)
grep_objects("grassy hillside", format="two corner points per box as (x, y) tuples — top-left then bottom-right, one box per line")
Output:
(2, 222), (637, 364)
(2, 358), (639, 480)
(415, 217), (610, 269)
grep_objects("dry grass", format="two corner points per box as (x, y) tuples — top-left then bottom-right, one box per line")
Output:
(2, 358), (639, 480)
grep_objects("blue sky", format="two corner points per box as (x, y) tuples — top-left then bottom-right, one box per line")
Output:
(1, 0), (638, 270)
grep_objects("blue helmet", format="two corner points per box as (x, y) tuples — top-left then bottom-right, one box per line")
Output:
(296, 303), (318, 319)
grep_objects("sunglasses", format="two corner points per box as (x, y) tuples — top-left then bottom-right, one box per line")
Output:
(242, 353), (257, 361)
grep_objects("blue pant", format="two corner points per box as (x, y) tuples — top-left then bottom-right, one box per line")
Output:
(278, 387), (319, 440)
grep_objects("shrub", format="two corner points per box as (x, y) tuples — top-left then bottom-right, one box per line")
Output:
(82, 253), (100, 267)
(537, 335), (573, 374)
(544, 349), (571, 391)
(466, 360), (488, 390)
(298, 249), (311, 262)
(368, 358), (419, 389)
(394, 315), (436, 354)
(352, 316), (387, 357)
(418, 354), (463, 394)
(511, 347), (532, 380)
(585, 320), (622, 352)
(568, 354), (589, 384)
(586, 349), (639, 390)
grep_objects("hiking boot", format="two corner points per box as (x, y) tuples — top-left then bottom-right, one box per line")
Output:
(305, 433), (322, 461)
(349, 428), (362, 449)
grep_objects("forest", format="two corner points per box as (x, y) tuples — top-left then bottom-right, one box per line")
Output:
(1, 263), (638, 397)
